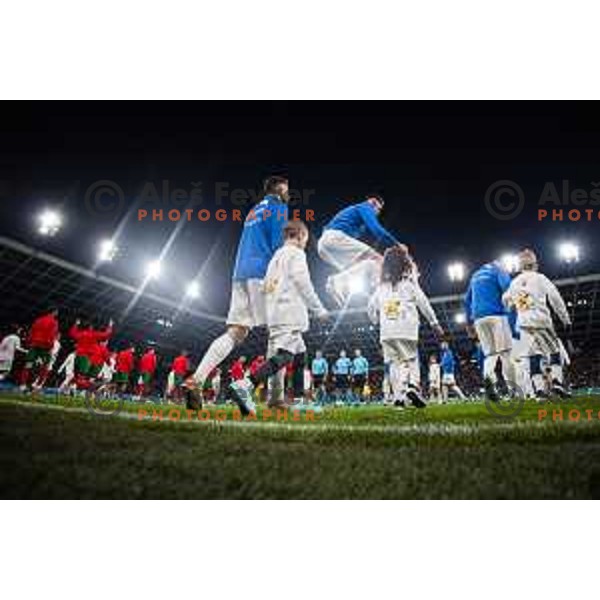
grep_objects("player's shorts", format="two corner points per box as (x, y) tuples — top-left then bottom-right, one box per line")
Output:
(474, 315), (512, 356)
(74, 354), (91, 375)
(381, 338), (418, 363)
(352, 374), (366, 389)
(25, 347), (51, 367)
(317, 229), (380, 271)
(88, 364), (102, 379)
(0, 359), (14, 374)
(519, 327), (560, 357)
(113, 371), (129, 384)
(312, 373), (325, 388)
(429, 376), (441, 390)
(268, 327), (306, 355)
(139, 372), (152, 385)
(335, 374), (349, 389)
(442, 373), (456, 385)
(226, 279), (266, 329)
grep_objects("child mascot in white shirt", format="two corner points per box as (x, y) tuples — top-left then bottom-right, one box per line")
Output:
(503, 248), (571, 399)
(230, 220), (328, 414)
(368, 246), (445, 408)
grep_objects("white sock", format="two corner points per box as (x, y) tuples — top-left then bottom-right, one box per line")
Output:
(499, 350), (516, 386)
(551, 364), (563, 384)
(483, 355), (499, 382)
(532, 373), (545, 393)
(194, 332), (236, 385)
(407, 356), (420, 389)
(453, 385), (466, 400)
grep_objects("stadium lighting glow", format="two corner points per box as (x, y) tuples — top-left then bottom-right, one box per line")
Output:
(500, 253), (520, 273)
(185, 281), (200, 299)
(145, 259), (162, 280)
(98, 239), (118, 262)
(558, 242), (580, 264)
(447, 262), (466, 282)
(37, 209), (63, 236)
(454, 312), (467, 325)
(348, 276), (366, 295)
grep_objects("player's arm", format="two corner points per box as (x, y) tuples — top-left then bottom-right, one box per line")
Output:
(464, 281), (474, 323)
(502, 279), (517, 308)
(544, 275), (571, 326)
(268, 204), (288, 253)
(414, 283), (444, 338)
(289, 251), (327, 317)
(358, 204), (399, 248)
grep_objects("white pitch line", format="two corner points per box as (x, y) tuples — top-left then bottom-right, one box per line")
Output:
(1, 397), (597, 437)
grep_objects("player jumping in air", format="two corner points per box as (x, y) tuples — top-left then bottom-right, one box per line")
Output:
(230, 221), (328, 414)
(318, 194), (407, 305)
(368, 246), (443, 408)
(464, 260), (516, 401)
(186, 175), (289, 410)
(503, 248), (571, 399)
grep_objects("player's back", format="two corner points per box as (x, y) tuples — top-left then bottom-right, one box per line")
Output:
(264, 244), (311, 331)
(373, 280), (422, 341)
(441, 349), (455, 374)
(324, 202), (368, 238)
(467, 263), (509, 320)
(232, 195), (288, 281)
(508, 271), (554, 329)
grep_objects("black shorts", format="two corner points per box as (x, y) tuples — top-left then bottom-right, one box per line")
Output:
(312, 374), (325, 387)
(335, 374), (349, 389)
(352, 374), (366, 389)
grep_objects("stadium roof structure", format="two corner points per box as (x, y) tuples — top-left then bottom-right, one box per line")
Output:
(1, 234), (600, 364)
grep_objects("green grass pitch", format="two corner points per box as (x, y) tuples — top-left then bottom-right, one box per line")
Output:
(2, 392), (600, 499)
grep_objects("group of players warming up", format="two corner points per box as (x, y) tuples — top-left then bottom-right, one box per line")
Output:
(1, 175), (573, 413)
(182, 174), (573, 415)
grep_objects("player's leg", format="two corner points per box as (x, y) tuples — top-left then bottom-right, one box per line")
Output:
(403, 347), (426, 407)
(232, 349), (295, 414)
(542, 328), (569, 398)
(191, 280), (257, 391)
(318, 229), (382, 304)
(450, 382), (466, 400)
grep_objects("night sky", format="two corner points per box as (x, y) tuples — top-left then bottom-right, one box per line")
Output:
(1, 102), (599, 317)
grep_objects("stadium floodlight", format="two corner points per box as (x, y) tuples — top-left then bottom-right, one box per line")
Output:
(185, 281), (200, 299)
(500, 253), (520, 274)
(145, 259), (162, 280)
(454, 312), (467, 325)
(558, 242), (580, 264)
(447, 262), (466, 282)
(98, 239), (118, 262)
(37, 209), (63, 236)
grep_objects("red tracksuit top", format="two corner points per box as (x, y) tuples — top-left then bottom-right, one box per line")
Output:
(29, 314), (59, 350)
(69, 325), (113, 357)
(116, 349), (135, 374)
(172, 355), (189, 376)
(139, 351), (157, 374)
